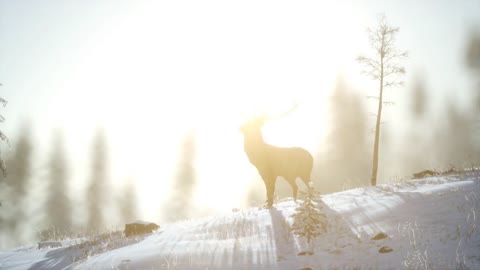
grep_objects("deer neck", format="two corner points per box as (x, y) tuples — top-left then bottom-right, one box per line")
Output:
(243, 130), (267, 160)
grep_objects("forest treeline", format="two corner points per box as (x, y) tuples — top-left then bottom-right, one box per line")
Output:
(0, 126), (196, 248)
(1, 25), (479, 249)
(254, 26), (480, 199)
(0, 128), (134, 247)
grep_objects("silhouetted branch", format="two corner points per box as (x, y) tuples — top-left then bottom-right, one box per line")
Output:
(383, 101), (395, 106)
(384, 80), (405, 88)
(0, 131), (9, 144)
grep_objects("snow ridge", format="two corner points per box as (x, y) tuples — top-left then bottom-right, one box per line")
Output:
(0, 175), (479, 270)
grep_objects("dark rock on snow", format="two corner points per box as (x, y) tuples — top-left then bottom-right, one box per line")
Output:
(371, 232), (388, 240)
(379, 246), (393, 253)
(124, 221), (160, 237)
(297, 251), (314, 256)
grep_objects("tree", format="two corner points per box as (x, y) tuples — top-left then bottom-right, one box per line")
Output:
(322, 78), (370, 191)
(400, 75), (432, 175)
(118, 178), (138, 224)
(45, 130), (72, 233)
(0, 85), (8, 177)
(465, 28), (480, 154)
(291, 182), (327, 254)
(2, 124), (34, 245)
(410, 75), (428, 119)
(163, 130), (197, 222)
(357, 14), (407, 186)
(86, 129), (109, 232)
(465, 28), (480, 74)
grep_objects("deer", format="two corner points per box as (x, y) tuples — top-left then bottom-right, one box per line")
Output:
(240, 105), (314, 208)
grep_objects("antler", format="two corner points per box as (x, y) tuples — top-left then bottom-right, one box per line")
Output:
(263, 103), (299, 121)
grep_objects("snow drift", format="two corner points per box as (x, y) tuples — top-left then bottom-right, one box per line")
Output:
(1, 172), (479, 269)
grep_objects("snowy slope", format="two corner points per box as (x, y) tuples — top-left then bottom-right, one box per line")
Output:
(1, 173), (479, 270)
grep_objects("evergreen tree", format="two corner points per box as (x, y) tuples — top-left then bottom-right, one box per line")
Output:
(465, 28), (480, 151)
(320, 78), (370, 192)
(164, 130), (197, 222)
(86, 129), (109, 232)
(0, 90), (8, 177)
(2, 124), (34, 245)
(291, 182), (327, 253)
(45, 130), (72, 233)
(118, 179), (138, 224)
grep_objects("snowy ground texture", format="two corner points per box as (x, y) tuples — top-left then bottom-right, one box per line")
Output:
(1, 172), (480, 269)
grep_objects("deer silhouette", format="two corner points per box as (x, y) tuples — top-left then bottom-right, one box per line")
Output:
(240, 109), (313, 208)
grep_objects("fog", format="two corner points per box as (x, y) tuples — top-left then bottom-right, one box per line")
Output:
(1, 1), (480, 248)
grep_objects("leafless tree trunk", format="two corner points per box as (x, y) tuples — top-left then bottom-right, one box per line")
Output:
(357, 15), (407, 186)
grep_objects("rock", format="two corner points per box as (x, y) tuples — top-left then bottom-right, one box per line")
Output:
(379, 246), (393, 253)
(297, 251), (314, 256)
(413, 169), (437, 179)
(371, 232), (388, 240)
(124, 220), (160, 237)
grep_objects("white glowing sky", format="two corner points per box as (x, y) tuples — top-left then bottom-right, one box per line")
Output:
(0, 0), (479, 220)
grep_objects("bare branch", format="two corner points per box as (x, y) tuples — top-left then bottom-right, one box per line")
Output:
(385, 51), (408, 63)
(384, 65), (406, 77)
(0, 131), (9, 145)
(263, 103), (299, 121)
(357, 56), (381, 79)
(384, 80), (404, 88)
(382, 101), (396, 106)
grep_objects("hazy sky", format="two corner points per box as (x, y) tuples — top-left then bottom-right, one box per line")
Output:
(1, 0), (479, 219)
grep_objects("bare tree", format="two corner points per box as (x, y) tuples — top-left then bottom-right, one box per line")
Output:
(357, 14), (407, 185)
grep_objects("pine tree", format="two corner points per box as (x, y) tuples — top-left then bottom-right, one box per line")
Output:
(291, 183), (327, 254)
(45, 131), (72, 234)
(119, 179), (138, 224)
(0, 90), (8, 177)
(3, 124), (34, 245)
(163, 130), (197, 222)
(324, 78), (370, 191)
(86, 129), (109, 232)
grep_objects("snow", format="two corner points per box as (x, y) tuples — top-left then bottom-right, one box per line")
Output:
(1, 173), (479, 269)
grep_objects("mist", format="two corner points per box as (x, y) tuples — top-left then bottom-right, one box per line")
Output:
(1, 1), (480, 249)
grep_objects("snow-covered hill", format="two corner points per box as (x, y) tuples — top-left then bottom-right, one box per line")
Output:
(1, 173), (479, 269)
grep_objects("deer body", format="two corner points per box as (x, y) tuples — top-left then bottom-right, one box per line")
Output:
(241, 117), (313, 208)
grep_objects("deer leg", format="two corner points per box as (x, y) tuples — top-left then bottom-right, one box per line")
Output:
(289, 179), (298, 202)
(264, 178), (276, 208)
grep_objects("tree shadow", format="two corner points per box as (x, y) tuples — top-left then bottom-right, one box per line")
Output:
(28, 232), (149, 270)
(267, 200), (358, 263)
(268, 206), (296, 261)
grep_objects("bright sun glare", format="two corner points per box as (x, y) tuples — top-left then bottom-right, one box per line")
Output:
(54, 1), (362, 219)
